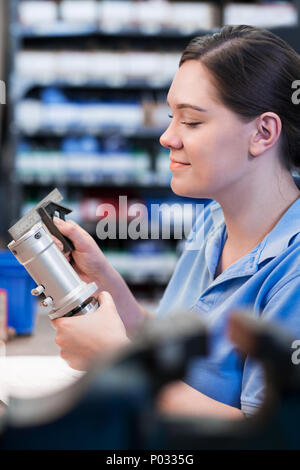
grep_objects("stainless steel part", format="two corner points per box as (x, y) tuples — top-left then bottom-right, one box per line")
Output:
(8, 221), (99, 319)
(8, 188), (63, 241)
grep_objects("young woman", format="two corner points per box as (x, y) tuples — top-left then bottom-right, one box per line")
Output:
(52, 25), (300, 419)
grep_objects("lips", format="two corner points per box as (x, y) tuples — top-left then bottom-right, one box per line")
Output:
(169, 158), (191, 170)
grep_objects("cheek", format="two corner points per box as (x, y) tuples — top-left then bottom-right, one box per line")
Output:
(187, 132), (248, 194)
(198, 125), (248, 172)
(170, 124), (250, 198)
(187, 128), (222, 174)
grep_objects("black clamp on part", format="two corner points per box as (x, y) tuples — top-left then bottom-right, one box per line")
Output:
(37, 201), (75, 254)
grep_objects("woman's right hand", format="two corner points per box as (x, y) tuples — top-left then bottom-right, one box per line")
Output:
(53, 217), (111, 288)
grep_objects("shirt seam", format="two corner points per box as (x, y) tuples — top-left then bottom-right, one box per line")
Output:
(265, 270), (300, 304)
(240, 400), (261, 409)
(212, 235), (267, 282)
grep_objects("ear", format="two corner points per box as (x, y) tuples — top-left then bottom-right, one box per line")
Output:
(249, 112), (282, 157)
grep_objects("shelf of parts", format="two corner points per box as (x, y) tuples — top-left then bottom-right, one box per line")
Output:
(12, 78), (171, 104)
(15, 125), (165, 139)
(12, 0), (300, 42)
(15, 179), (172, 193)
(12, 23), (219, 41)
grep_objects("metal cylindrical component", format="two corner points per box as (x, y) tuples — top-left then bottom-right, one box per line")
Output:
(41, 297), (53, 308)
(31, 285), (45, 296)
(8, 221), (98, 319)
(9, 222), (82, 300)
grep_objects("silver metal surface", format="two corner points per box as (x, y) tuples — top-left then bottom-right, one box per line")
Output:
(41, 297), (53, 308)
(31, 285), (45, 296)
(78, 297), (99, 316)
(8, 188), (63, 241)
(8, 219), (99, 319)
(47, 284), (99, 320)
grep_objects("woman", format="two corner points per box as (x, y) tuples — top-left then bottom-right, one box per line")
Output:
(52, 25), (300, 419)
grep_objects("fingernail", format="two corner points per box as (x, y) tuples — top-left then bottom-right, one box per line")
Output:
(53, 216), (63, 225)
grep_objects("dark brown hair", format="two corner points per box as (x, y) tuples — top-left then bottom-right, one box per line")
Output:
(180, 25), (300, 171)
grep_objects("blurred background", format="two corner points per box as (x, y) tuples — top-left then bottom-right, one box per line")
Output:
(0, 0), (300, 357)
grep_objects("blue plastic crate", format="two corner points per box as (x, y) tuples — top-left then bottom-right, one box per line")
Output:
(0, 250), (37, 335)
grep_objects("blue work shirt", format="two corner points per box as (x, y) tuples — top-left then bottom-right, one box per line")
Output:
(156, 198), (300, 415)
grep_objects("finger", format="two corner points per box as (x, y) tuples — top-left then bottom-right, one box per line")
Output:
(51, 318), (59, 330)
(53, 217), (92, 251)
(52, 235), (64, 251)
(52, 235), (72, 264)
(50, 316), (69, 330)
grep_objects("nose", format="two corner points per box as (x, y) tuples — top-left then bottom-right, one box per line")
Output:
(160, 125), (183, 150)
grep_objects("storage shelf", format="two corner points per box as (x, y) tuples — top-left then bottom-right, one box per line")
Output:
(14, 23), (217, 40)
(14, 78), (171, 98)
(16, 172), (171, 185)
(16, 126), (165, 139)
(17, 177), (170, 187)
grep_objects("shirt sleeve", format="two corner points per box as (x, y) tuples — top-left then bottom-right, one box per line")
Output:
(240, 272), (300, 415)
(155, 199), (215, 318)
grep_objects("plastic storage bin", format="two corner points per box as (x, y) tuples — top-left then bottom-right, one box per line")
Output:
(0, 250), (37, 334)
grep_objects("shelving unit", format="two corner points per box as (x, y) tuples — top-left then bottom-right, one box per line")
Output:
(2, 0), (300, 302)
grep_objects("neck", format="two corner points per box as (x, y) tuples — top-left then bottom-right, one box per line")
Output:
(214, 170), (300, 252)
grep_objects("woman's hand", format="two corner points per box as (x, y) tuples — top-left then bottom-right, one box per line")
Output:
(51, 291), (131, 371)
(52, 216), (150, 336)
(53, 216), (111, 288)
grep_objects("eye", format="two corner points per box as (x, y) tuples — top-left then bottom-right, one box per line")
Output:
(167, 114), (202, 127)
(181, 121), (202, 127)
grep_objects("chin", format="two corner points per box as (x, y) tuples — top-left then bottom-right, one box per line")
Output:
(170, 178), (208, 199)
(170, 179), (189, 197)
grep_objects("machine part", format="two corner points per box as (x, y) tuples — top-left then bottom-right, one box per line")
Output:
(41, 297), (53, 308)
(31, 285), (45, 296)
(63, 297), (99, 318)
(8, 189), (63, 242)
(7, 189), (99, 319)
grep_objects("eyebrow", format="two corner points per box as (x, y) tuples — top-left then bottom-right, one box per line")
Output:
(167, 101), (208, 112)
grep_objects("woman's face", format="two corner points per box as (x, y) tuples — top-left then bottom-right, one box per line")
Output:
(160, 60), (256, 199)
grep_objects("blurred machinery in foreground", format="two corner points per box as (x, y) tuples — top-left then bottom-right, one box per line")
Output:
(0, 312), (300, 450)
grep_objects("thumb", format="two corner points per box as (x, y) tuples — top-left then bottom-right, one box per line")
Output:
(97, 291), (117, 310)
(96, 291), (129, 340)
(53, 216), (91, 251)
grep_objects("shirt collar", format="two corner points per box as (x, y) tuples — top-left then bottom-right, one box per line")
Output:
(258, 197), (300, 263)
(210, 201), (225, 229)
(209, 198), (300, 267)
(205, 202), (226, 279)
